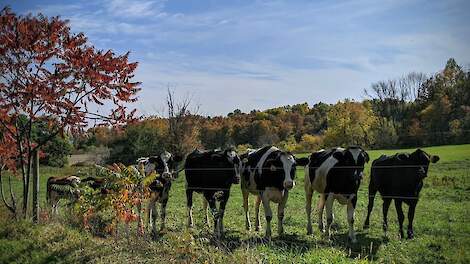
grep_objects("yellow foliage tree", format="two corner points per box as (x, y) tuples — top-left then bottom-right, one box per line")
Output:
(324, 100), (377, 147)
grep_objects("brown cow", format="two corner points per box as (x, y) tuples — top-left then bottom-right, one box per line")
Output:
(46, 175), (81, 214)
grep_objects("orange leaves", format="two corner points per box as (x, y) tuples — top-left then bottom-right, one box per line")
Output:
(0, 8), (141, 146)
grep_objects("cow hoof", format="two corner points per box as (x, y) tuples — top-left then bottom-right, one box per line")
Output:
(399, 231), (405, 240)
(407, 231), (414, 239)
(363, 224), (369, 230)
(151, 231), (158, 240)
(307, 225), (313, 235)
(382, 232), (388, 240)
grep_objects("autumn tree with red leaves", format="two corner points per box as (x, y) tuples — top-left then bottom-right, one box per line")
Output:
(0, 7), (140, 218)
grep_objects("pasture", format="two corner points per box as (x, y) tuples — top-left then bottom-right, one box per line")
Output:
(1, 144), (469, 263)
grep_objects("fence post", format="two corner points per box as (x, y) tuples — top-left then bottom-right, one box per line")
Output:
(32, 149), (39, 223)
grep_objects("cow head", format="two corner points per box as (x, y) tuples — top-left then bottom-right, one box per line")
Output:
(345, 146), (369, 179)
(66, 176), (81, 187)
(138, 151), (183, 180)
(264, 151), (308, 190)
(227, 149), (243, 184)
(211, 148), (242, 184)
(332, 147), (369, 191)
(410, 149), (439, 179)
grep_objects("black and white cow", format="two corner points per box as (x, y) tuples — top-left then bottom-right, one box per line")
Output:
(241, 146), (309, 239)
(138, 151), (183, 236)
(363, 149), (439, 239)
(304, 146), (369, 243)
(46, 175), (81, 214)
(184, 148), (242, 237)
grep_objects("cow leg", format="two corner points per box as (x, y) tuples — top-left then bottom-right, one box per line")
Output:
(53, 197), (59, 215)
(51, 194), (59, 215)
(261, 192), (273, 239)
(203, 197), (210, 226)
(254, 195), (262, 231)
(347, 196), (357, 243)
(363, 183), (378, 229)
(149, 198), (158, 237)
(160, 200), (168, 231)
(147, 198), (153, 232)
(305, 188), (314, 235)
(407, 200), (417, 239)
(278, 191), (288, 236)
(186, 190), (194, 227)
(218, 190), (230, 236)
(325, 193), (334, 239)
(136, 200), (143, 236)
(204, 193), (219, 237)
(50, 198), (56, 215)
(394, 199), (405, 239)
(242, 188), (251, 230)
(317, 193), (326, 232)
(152, 203), (159, 237)
(382, 198), (392, 235)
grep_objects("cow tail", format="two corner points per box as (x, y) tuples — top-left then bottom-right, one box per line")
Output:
(368, 161), (378, 193)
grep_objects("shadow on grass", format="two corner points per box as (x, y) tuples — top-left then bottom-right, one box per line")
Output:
(329, 231), (387, 260)
(191, 229), (317, 254)
(188, 226), (387, 260)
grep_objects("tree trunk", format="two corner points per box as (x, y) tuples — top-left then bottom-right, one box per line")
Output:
(0, 165), (17, 217)
(32, 150), (39, 223)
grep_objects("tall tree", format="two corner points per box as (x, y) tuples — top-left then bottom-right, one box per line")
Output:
(324, 100), (377, 147)
(166, 89), (200, 156)
(0, 8), (140, 218)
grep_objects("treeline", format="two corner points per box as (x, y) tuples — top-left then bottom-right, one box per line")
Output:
(76, 58), (469, 164)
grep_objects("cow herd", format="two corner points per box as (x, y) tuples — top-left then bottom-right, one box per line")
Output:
(47, 146), (440, 242)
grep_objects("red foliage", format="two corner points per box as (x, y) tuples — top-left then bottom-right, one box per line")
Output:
(0, 7), (141, 214)
(0, 7), (140, 166)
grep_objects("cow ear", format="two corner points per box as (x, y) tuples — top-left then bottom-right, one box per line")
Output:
(397, 153), (408, 160)
(148, 156), (158, 163)
(430, 155), (440, 163)
(332, 151), (344, 160)
(363, 151), (370, 163)
(295, 157), (310, 166)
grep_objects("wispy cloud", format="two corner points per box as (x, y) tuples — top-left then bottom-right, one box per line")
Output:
(106, 0), (166, 18)
(8, 0), (470, 115)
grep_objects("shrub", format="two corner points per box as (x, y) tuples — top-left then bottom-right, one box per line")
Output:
(297, 134), (324, 153)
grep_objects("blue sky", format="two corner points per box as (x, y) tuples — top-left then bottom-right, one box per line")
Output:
(3, 0), (470, 116)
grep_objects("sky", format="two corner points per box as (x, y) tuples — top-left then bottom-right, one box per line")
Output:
(2, 0), (470, 117)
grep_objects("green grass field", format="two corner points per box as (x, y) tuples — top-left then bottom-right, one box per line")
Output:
(1, 144), (469, 263)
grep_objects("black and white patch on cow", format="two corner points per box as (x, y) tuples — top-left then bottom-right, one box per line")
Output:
(184, 148), (242, 238)
(303, 146), (369, 243)
(363, 149), (439, 239)
(241, 146), (309, 239)
(138, 151), (183, 237)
